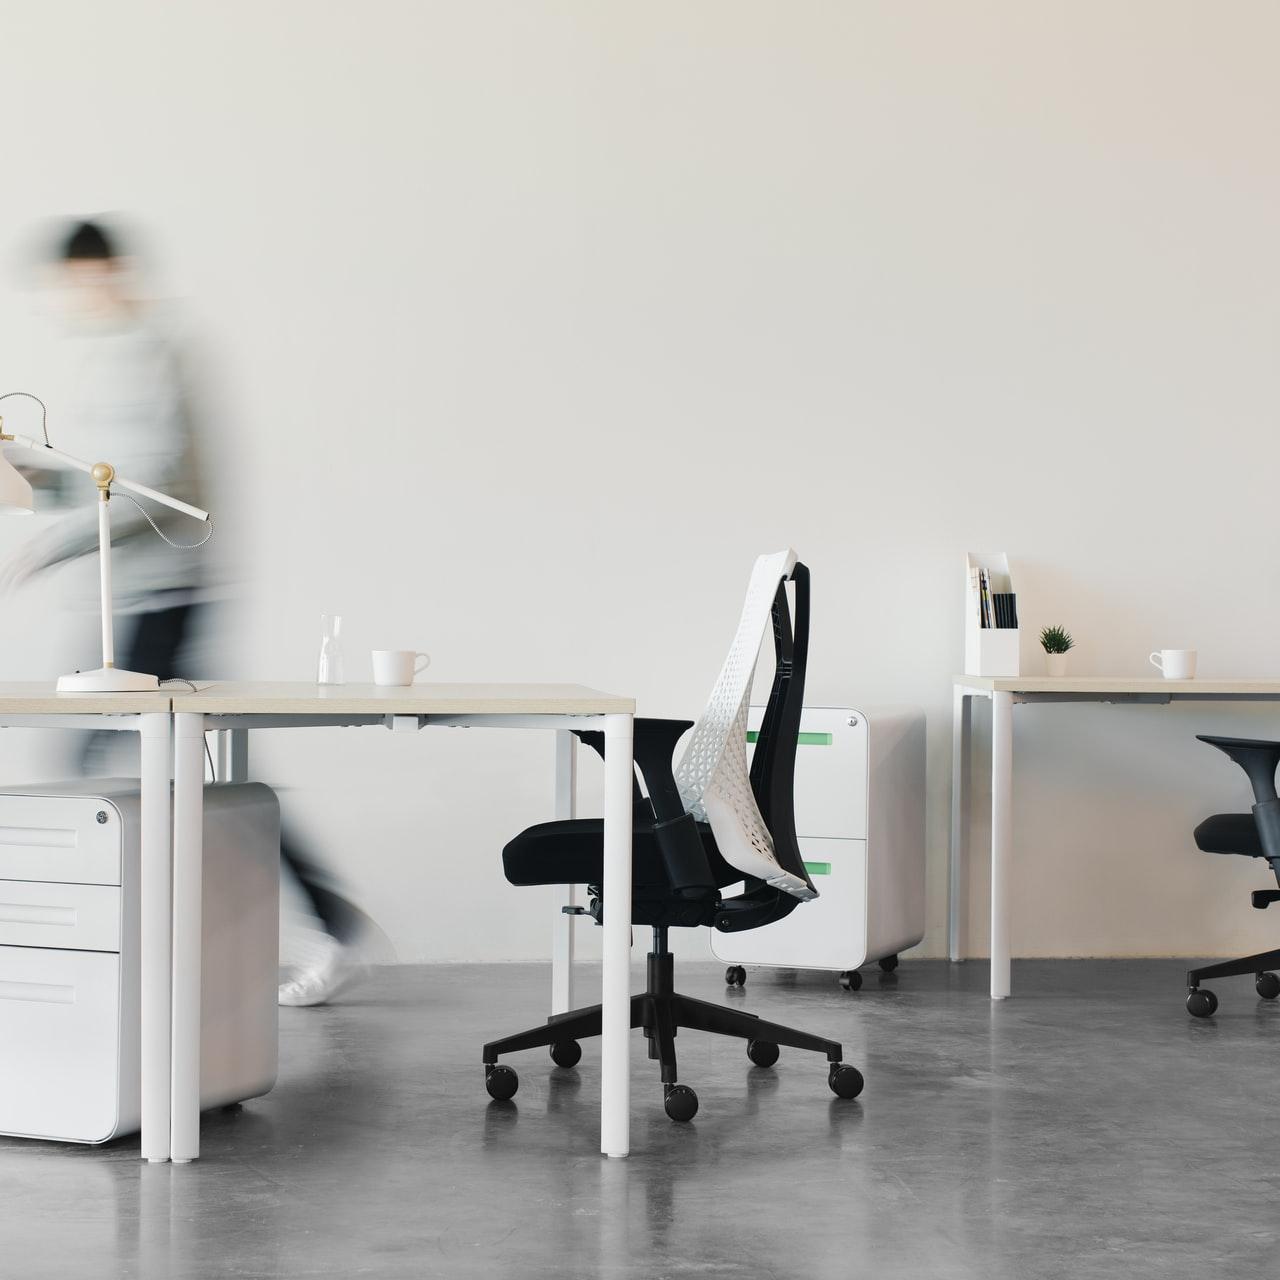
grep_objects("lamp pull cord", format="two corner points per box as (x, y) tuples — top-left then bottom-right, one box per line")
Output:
(115, 492), (213, 549)
(0, 392), (50, 446)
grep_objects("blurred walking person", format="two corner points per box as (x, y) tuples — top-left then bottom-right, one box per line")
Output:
(0, 217), (381, 1006)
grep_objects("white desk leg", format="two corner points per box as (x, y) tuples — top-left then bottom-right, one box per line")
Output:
(140, 712), (172, 1163)
(948, 688), (972, 962)
(171, 712), (206, 1162)
(216, 727), (248, 783)
(990, 691), (1013, 1000)
(551, 729), (578, 1016)
(600, 713), (633, 1158)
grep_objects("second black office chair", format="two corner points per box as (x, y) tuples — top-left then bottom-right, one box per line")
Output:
(1186, 734), (1280, 1016)
(482, 550), (864, 1120)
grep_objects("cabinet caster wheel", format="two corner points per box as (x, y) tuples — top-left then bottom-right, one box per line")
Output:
(1186, 989), (1218, 1018)
(550, 1040), (582, 1068)
(664, 1084), (699, 1122)
(878, 955), (899, 973)
(485, 1064), (519, 1101)
(839, 970), (862, 992)
(828, 1063), (864, 1100)
(725, 965), (746, 988)
(747, 1039), (780, 1068)
(1257, 973), (1280, 1000)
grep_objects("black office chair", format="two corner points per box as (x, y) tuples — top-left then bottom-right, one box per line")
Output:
(482, 550), (864, 1120)
(1186, 735), (1280, 1017)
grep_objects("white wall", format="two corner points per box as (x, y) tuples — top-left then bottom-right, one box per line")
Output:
(1, 1), (1278, 962)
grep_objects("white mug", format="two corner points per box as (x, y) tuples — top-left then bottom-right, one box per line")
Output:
(372, 649), (431, 686)
(1149, 649), (1197, 680)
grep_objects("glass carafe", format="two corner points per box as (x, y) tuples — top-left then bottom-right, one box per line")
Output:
(317, 613), (345, 685)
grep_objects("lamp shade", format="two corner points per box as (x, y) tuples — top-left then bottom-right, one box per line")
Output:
(0, 451), (35, 513)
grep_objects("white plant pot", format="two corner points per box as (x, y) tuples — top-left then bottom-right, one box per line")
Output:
(1045, 652), (1070, 677)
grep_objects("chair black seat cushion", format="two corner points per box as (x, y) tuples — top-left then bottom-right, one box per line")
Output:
(503, 817), (742, 892)
(1195, 812), (1264, 858)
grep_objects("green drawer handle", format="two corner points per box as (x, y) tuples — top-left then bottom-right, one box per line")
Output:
(803, 861), (832, 876)
(745, 731), (833, 746)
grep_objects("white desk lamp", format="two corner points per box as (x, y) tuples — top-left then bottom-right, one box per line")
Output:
(0, 391), (212, 693)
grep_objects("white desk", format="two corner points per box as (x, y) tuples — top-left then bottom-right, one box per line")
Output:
(950, 675), (1280, 999)
(0, 685), (176, 1161)
(167, 682), (636, 1162)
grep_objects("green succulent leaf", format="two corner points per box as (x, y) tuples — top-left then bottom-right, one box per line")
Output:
(1039, 624), (1074, 654)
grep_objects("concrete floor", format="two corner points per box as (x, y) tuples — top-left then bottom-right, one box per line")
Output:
(0, 958), (1275, 1279)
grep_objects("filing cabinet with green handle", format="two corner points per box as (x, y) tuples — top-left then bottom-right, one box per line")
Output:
(710, 706), (926, 988)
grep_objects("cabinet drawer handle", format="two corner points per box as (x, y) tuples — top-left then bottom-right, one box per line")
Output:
(0, 826), (77, 849)
(0, 904), (76, 927)
(0, 980), (75, 1005)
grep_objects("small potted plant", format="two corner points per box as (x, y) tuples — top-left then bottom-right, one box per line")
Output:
(1039, 625), (1074, 677)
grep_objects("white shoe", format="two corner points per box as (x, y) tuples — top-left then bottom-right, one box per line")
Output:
(278, 935), (366, 1007)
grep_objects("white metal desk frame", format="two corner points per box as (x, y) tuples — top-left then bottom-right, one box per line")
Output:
(175, 703), (634, 1163)
(0, 703), (174, 1163)
(214, 725), (586, 1012)
(949, 676), (1280, 1000)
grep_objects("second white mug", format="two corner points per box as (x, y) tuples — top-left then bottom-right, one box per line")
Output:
(373, 649), (431, 686)
(1149, 648), (1197, 680)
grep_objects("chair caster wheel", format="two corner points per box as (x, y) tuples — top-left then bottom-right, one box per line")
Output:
(664, 1084), (699, 1122)
(550, 1040), (582, 1068)
(725, 966), (746, 988)
(878, 955), (899, 973)
(839, 970), (862, 992)
(1257, 973), (1280, 1000)
(828, 1063), (864, 1100)
(485, 1064), (519, 1100)
(747, 1039), (779, 1068)
(1186, 988), (1218, 1018)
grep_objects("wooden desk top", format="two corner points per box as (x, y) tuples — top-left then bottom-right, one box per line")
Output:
(169, 681), (635, 716)
(0, 682), (173, 714)
(955, 675), (1280, 696)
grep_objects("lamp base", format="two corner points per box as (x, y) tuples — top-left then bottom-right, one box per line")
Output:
(56, 667), (162, 693)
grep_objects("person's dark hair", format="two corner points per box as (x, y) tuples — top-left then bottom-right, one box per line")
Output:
(60, 220), (117, 262)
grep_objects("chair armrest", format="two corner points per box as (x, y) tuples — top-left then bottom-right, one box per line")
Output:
(575, 718), (713, 896)
(573, 719), (693, 821)
(572, 730), (648, 812)
(1199, 735), (1280, 864)
(1198, 735), (1280, 803)
(631, 719), (714, 896)
(630, 719), (694, 822)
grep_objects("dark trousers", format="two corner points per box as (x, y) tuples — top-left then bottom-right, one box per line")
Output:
(110, 603), (360, 945)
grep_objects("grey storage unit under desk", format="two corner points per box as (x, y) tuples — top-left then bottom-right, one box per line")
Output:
(0, 779), (279, 1144)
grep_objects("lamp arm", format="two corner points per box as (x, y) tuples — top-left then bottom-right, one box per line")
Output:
(1, 432), (95, 476)
(1, 431), (210, 524)
(111, 474), (208, 524)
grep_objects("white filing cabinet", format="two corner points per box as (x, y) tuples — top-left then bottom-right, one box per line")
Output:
(0, 779), (279, 1144)
(711, 706), (925, 986)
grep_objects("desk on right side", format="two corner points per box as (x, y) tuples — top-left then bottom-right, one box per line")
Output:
(949, 675), (1280, 999)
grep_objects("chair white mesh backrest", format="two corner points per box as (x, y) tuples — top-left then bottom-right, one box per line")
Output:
(673, 549), (815, 900)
